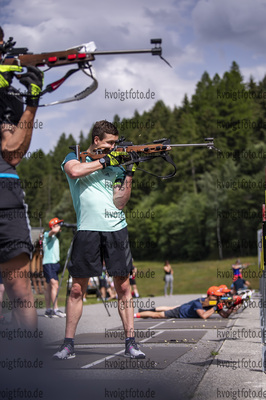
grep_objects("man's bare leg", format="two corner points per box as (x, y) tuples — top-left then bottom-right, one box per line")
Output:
(113, 275), (134, 337)
(50, 278), (59, 310)
(65, 277), (88, 338)
(0, 253), (37, 329)
(114, 275), (145, 358)
(155, 306), (178, 311)
(52, 277), (88, 359)
(44, 282), (51, 310)
(137, 311), (166, 319)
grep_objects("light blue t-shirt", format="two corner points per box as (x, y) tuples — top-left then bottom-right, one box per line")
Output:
(42, 231), (60, 264)
(61, 152), (127, 232)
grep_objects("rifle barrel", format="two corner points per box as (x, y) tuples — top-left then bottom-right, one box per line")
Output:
(93, 48), (161, 56)
(170, 143), (214, 148)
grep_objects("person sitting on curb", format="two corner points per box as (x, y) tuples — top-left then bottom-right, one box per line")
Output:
(134, 286), (234, 320)
(232, 276), (251, 295)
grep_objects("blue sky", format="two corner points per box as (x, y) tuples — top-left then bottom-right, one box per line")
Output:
(1, 0), (266, 153)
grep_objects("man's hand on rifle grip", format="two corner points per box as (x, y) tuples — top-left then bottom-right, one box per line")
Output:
(19, 66), (44, 107)
(102, 151), (128, 168)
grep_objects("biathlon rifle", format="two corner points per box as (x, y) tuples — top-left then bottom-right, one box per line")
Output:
(69, 136), (219, 180)
(207, 292), (251, 310)
(0, 37), (170, 107)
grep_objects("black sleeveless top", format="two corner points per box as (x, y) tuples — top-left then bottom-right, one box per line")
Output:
(0, 87), (25, 208)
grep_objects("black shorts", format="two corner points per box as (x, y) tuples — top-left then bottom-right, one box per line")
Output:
(99, 278), (108, 289)
(70, 227), (132, 278)
(0, 204), (33, 264)
(164, 306), (180, 319)
(43, 263), (61, 283)
(130, 278), (136, 285)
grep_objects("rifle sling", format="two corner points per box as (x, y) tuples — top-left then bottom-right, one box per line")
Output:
(129, 151), (177, 180)
(8, 64), (98, 107)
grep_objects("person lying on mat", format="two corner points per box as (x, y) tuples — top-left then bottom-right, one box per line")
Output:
(134, 286), (234, 320)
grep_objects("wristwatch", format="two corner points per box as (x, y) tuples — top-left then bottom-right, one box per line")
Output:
(99, 158), (106, 169)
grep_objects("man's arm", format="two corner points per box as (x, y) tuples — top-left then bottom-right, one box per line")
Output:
(196, 307), (216, 320)
(1, 106), (37, 166)
(197, 304), (234, 319)
(113, 175), (133, 210)
(48, 225), (61, 237)
(64, 159), (103, 178)
(217, 308), (234, 318)
(0, 65), (43, 166)
(64, 150), (131, 179)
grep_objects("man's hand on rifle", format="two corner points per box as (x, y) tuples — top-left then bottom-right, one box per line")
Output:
(19, 66), (43, 107)
(0, 65), (22, 88)
(213, 301), (224, 312)
(230, 295), (243, 312)
(214, 299), (234, 318)
(125, 151), (139, 177)
(102, 151), (128, 168)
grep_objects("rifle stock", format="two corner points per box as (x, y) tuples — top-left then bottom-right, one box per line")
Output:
(79, 142), (173, 161)
(2, 48), (95, 68)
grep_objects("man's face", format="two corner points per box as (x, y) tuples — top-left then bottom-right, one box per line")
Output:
(94, 133), (118, 154)
(208, 295), (219, 301)
(51, 223), (61, 231)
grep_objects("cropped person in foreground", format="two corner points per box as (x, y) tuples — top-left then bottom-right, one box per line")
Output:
(0, 26), (43, 329)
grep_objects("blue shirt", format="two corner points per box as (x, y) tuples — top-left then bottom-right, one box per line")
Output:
(179, 298), (204, 318)
(61, 152), (127, 232)
(42, 231), (60, 264)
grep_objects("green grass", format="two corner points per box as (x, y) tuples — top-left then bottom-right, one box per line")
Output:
(32, 256), (260, 308)
(132, 256), (259, 297)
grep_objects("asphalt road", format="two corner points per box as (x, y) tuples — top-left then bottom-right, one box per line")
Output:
(0, 293), (264, 400)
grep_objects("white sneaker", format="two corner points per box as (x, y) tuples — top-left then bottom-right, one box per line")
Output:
(125, 340), (145, 359)
(53, 343), (75, 360)
(52, 309), (66, 318)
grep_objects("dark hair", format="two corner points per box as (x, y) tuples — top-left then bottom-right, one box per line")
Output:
(91, 120), (118, 144)
(0, 26), (4, 42)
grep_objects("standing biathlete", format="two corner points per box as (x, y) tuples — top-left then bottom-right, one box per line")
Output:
(231, 259), (250, 282)
(0, 26), (43, 329)
(53, 120), (145, 360)
(42, 217), (66, 318)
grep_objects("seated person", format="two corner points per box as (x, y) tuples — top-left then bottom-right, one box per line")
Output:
(135, 286), (233, 320)
(232, 276), (250, 295)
